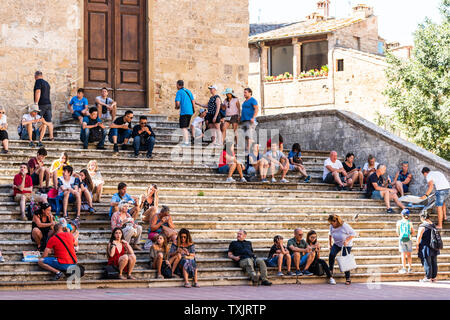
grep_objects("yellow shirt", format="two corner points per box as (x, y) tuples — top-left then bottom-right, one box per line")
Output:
(51, 160), (71, 178)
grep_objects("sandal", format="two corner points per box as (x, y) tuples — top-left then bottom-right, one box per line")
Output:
(119, 274), (127, 280)
(193, 283), (200, 288)
(127, 275), (136, 280)
(184, 282), (192, 288)
(345, 279), (351, 285)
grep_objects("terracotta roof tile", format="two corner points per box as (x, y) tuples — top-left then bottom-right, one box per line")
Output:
(248, 17), (364, 43)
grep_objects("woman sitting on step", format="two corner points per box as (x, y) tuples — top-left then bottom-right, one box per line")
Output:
(139, 184), (159, 223)
(31, 203), (55, 251)
(304, 230), (336, 285)
(111, 201), (143, 251)
(107, 227), (137, 280)
(86, 160), (104, 203)
(169, 228), (199, 288)
(75, 169), (96, 214)
(149, 205), (177, 243)
(149, 234), (171, 279)
(50, 152), (70, 188)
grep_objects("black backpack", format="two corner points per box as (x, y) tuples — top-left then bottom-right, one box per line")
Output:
(309, 258), (325, 276)
(426, 224), (443, 250)
(161, 260), (173, 278)
(89, 126), (104, 142)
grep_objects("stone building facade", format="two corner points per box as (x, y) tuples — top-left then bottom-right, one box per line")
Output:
(249, 2), (391, 123)
(0, 0), (249, 136)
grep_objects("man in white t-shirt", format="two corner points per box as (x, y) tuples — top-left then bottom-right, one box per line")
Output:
(420, 167), (450, 229)
(21, 105), (50, 148)
(95, 87), (117, 120)
(190, 108), (207, 142)
(323, 151), (351, 191)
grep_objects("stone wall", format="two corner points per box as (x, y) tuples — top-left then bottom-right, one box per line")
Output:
(256, 109), (450, 195)
(150, 0), (249, 119)
(0, 0), (82, 138)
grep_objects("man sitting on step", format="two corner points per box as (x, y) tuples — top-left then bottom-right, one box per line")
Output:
(228, 230), (272, 286)
(131, 115), (156, 158)
(95, 87), (117, 120)
(80, 107), (106, 150)
(109, 182), (140, 219)
(323, 151), (351, 191)
(68, 88), (89, 125)
(108, 110), (133, 153)
(38, 223), (78, 281)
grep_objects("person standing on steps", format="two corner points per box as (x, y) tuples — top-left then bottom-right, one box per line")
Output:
(240, 88), (259, 153)
(80, 107), (106, 150)
(108, 110), (134, 153)
(132, 115), (156, 159)
(327, 214), (356, 285)
(366, 164), (406, 214)
(0, 107), (9, 153)
(221, 88), (241, 145)
(195, 85), (222, 146)
(227, 230), (272, 286)
(420, 167), (449, 229)
(95, 87), (117, 120)
(175, 80), (195, 146)
(396, 209), (415, 274)
(416, 211), (440, 283)
(38, 223), (78, 281)
(33, 71), (54, 141)
(68, 88), (89, 125)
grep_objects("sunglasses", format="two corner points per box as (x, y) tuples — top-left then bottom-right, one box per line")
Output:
(0, 112), (4, 114)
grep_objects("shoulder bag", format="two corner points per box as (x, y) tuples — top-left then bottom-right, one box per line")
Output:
(54, 234), (85, 277)
(336, 247), (357, 272)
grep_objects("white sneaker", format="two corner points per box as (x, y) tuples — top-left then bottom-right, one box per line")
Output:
(271, 178), (277, 183)
(328, 277), (336, 285)
(280, 178), (289, 183)
(398, 268), (407, 274)
(240, 177), (247, 183)
(419, 277), (431, 283)
(407, 267), (412, 273)
(226, 177), (236, 183)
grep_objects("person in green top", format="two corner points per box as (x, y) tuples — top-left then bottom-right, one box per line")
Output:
(396, 209), (415, 274)
(287, 228), (314, 276)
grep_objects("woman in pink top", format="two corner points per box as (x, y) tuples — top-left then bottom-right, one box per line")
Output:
(221, 88), (240, 144)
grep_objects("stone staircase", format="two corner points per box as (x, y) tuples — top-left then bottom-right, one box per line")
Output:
(0, 107), (449, 290)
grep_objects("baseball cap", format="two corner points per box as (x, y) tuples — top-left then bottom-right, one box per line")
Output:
(40, 203), (51, 211)
(208, 85), (218, 90)
(401, 209), (410, 216)
(199, 108), (206, 114)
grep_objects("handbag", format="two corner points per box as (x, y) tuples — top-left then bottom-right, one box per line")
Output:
(54, 234), (85, 277)
(103, 265), (119, 279)
(336, 247), (357, 272)
(161, 260), (173, 279)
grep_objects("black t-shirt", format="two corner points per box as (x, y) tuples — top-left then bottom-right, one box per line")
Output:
(343, 161), (356, 173)
(132, 124), (155, 140)
(228, 240), (255, 260)
(366, 172), (383, 198)
(113, 116), (132, 135)
(33, 79), (51, 106)
(267, 244), (288, 259)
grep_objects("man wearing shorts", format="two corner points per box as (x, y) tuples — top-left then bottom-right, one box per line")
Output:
(175, 80), (195, 146)
(396, 209), (415, 274)
(420, 167), (450, 229)
(33, 71), (54, 141)
(240, 88), (259, 152)
(38, 223), (77, 281)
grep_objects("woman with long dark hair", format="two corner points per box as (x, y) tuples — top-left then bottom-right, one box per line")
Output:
(77, 169), (95, 214)
(149, 234), (171, 279)
(306, 230), (336, 285)
(218, 142), (246, 183)
(169, 228), (198, 287)
(107, 227), (137, 279)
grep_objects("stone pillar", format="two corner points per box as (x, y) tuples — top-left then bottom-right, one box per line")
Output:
(292, 38), (301, 78)
(260, 43), (268, 113)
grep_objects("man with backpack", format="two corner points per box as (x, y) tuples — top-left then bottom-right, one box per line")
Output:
(80, 107), (106, 150)
(396, 209), (415, 274)
(175, 80), (195, 146)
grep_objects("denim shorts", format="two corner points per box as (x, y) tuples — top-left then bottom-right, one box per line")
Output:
(43, 257), (75, 272)
(371, 190), (383, 200)
(247, 166), (256, 176)
(72, 111), (83, 119)
(435, 189), (449, 207)
(266, 255), (288, 267)
(399, 240), (413, 253)
(290, 252), (309, 267)
(218, 165), (230, 174)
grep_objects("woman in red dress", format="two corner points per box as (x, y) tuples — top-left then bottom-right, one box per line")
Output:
(107, 227), (137, 279)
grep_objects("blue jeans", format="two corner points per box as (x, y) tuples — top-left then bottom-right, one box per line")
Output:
(435, 189), (449, 207)
(108, 128), (132, 144)
(422, 254), (438, 279)
(133, 135), (155, 156)
(328, 244), (352, 280)
(55, 193), (76, 216)
(21, 127), (40, 141)
(80, 128), (106, 148)
(43, 257), (75, 272)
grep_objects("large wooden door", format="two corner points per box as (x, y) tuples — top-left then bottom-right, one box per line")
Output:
(84, 0), (146, 108)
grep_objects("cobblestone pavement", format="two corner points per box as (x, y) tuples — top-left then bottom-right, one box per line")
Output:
(0, 281), (449, 300)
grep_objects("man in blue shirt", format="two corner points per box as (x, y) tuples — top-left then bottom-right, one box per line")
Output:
(68, 88), (89, 125)
(80, 107), (106, 150)
(175, 80), (195, 146)
(240, 88), (259, 152)
(109, 182), (139, 218)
